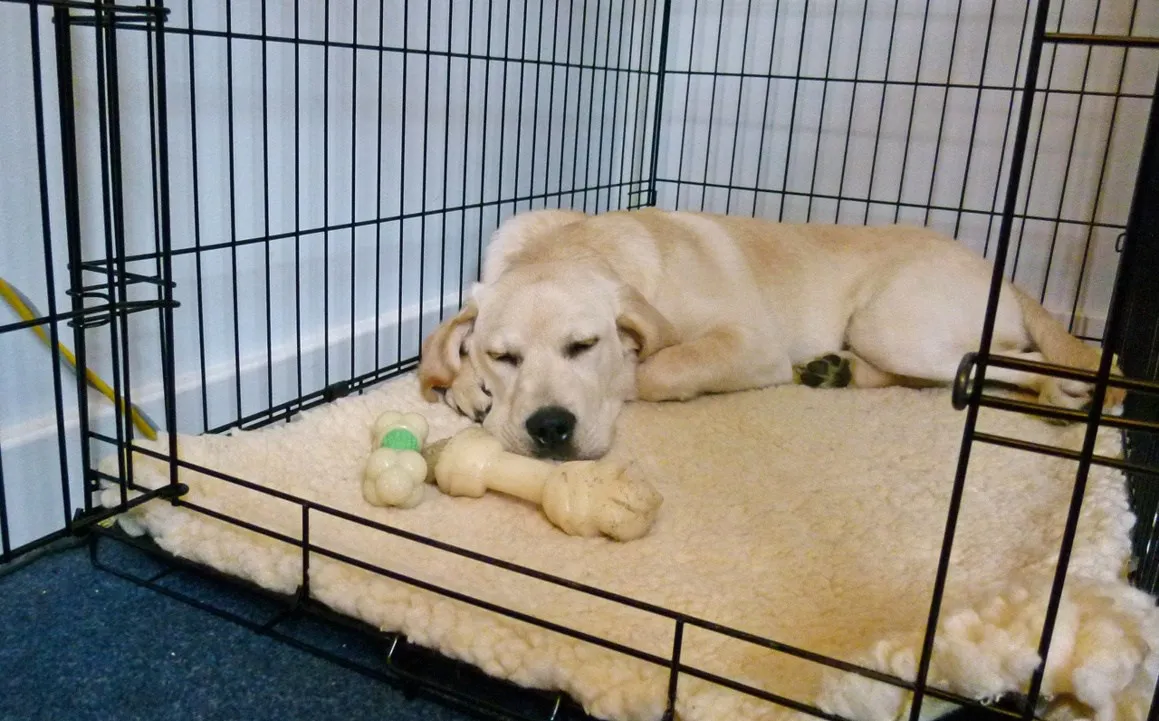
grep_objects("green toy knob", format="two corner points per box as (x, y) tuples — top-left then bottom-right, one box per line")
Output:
(381, 428), (420, 452)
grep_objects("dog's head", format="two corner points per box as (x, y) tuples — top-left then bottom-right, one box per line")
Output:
(419, 261), (675, 459)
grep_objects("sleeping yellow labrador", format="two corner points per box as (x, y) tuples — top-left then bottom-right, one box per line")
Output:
(418, 207), (1121, 460)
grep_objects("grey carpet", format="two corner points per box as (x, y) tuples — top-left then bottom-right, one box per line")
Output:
(0, 538), (475, 721)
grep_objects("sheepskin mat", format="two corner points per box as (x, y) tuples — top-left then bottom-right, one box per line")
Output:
(97, 374), (1159, 721)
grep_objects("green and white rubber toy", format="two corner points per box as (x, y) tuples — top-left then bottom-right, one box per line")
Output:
(362, 411), (431, 509)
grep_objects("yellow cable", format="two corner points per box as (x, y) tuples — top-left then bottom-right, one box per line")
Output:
(0, 276), (158, 440)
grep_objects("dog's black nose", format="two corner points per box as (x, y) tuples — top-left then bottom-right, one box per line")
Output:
(525, 406), (576, 452)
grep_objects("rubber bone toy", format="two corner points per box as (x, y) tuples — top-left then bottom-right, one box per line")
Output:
(425, 427), (663, 541)
(362, 411), (431, 509)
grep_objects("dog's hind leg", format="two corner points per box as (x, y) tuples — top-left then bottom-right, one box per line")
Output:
(841, 251), (1031, 389)
(793, 351), (914, 389)
(635, 325), (795, 401)
(845, 276), (1099, 409)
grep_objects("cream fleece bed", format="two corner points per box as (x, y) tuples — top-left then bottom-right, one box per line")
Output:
(97, 374), (1159, 721)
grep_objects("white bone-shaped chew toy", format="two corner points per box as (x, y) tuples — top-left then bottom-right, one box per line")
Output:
(362, 411), (430, 509)
(426, 427), (662, 541)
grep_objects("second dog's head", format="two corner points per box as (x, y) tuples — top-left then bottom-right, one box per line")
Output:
(419, 261), (675, 459)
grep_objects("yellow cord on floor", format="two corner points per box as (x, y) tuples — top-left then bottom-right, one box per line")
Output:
(0, 276), (158, 440)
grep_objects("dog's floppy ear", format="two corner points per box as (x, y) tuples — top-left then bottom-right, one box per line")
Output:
(616, 285), (677, 359)
(418, 301), (478, 402)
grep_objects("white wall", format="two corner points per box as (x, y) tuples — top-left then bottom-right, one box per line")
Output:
(1, 0), (1155, 551)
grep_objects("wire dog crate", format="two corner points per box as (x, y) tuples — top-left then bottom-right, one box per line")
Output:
(1, 0), (1158, 719)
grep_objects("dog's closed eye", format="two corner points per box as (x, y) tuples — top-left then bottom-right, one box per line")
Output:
(488, 350), (522, 367)
(564, 337), (599, 358)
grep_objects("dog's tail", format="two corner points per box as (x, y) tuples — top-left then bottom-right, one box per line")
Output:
(1013, 284), (1125, 406)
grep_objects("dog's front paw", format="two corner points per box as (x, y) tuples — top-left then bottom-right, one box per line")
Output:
(445, 373), (492, 423)
(635, 356), (697, 402)
(794, 353), (852, 389)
